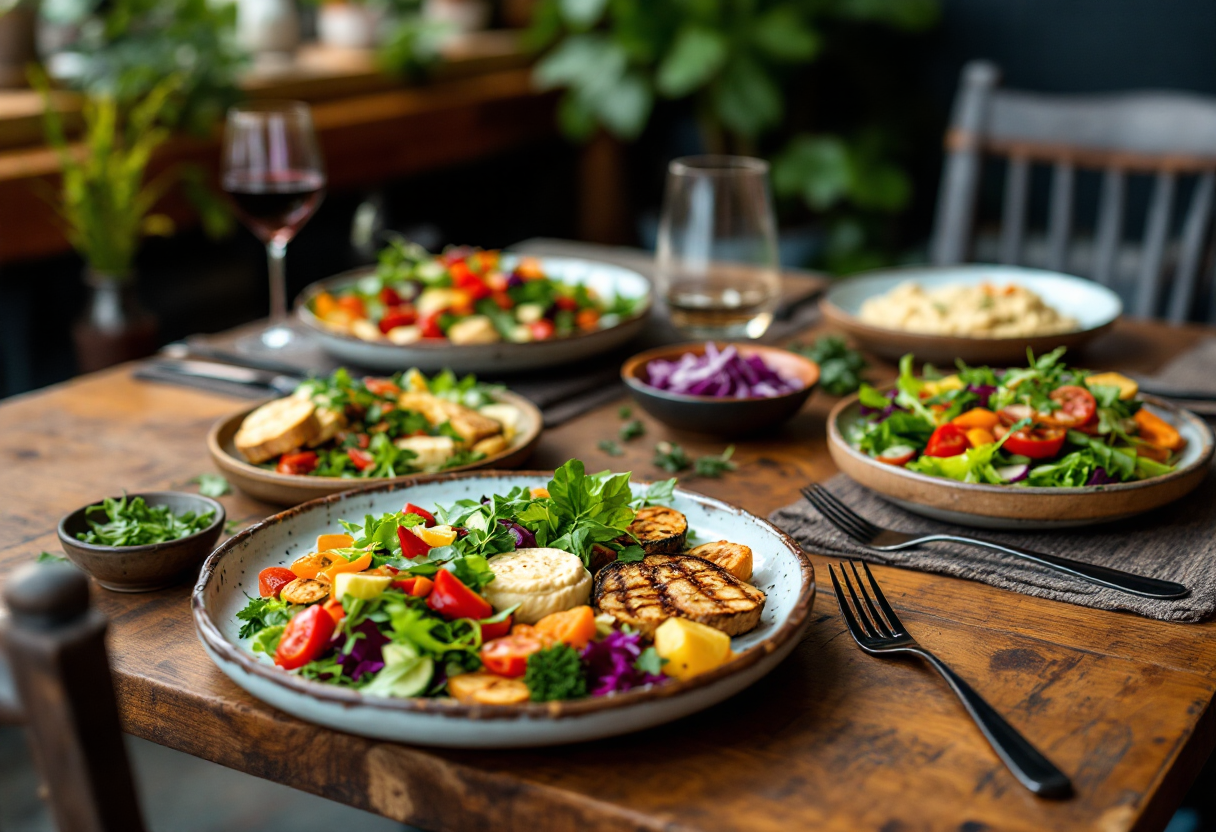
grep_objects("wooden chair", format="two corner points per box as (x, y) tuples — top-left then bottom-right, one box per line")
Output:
(930, 60), (1216, 322)
(0, 563), (147, 832)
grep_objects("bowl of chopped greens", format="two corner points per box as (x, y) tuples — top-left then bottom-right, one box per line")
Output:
(827, 348), (1214, 529)
(57, 492), (225, 592)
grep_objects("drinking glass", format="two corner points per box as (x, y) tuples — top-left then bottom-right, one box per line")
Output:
(222, 101), (326, 352)
(655, 156), (781, 339)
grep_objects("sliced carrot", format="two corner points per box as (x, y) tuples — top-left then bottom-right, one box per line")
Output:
(408, 575), (433, 598)
(320, 551), (373, 586)
(316, 533), (354, 553)
(1134, 409), (1185, 451)
(534, 605), (597, 650)
(951, 408), (1000, 430)
(322, 598), (346, 626)
(965, 427), (996, 448)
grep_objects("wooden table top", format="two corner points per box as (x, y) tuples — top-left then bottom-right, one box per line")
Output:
(1, 317), (1214, 832)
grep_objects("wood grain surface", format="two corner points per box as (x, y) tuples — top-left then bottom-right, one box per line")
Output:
(1, 318), (1214, 832)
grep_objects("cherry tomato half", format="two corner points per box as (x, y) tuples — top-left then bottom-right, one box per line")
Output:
(480, 631), (544, 678)
(337, 295), (366, 318)
(530, 319), (556, 341)
(363, 377), (402, 397)
(427, 569), (492, 621)
(924, 424), (969, 458)
(480, 614), (514, 643)
(876, 445), (917, 466)
(420, 312), (445, 339)
(378, 307), (417, 334)
(276, 450), (318, 476)
(1002, 426), (1067, 459)
(402, 503), (436, 527)
(1046, 385), (1096, 426)
(379, 287), (402, 307)
(258, 567), (297, 598)
(347, 448), (374, 471)
(274, 604), (335, 670)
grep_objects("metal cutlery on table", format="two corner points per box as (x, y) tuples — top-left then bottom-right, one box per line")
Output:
(136, 358), (305, 398)
(802, 483), (1190, 599)
(829, 560), (1072, 798)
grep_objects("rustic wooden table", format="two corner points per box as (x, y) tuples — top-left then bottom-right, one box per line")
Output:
(1, 317), (1213, 832)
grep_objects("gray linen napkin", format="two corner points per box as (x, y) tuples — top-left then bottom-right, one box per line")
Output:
(1136, 338), (1216, 416)
(769, 472), (1216, 622)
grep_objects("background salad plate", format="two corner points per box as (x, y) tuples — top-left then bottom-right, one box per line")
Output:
(821, 265), (1122, 365)
(828, 393), (1214, 529)
(296, 257), (652, 373)
(207, 389), (543, 506)
(192, 472), (815, 748)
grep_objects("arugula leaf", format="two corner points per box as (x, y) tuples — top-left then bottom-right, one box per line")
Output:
(632, 477), (676, 508)
(906, 443), (1007, 484)
(857, 384), (891, 410)
(76, 495), (215, 546)
(517, 460), (637, 566)
(615, 544), (646, 563)
(619, 419), (645, 441)
(236, 597), (296, 639)
(793, 337), (868, 395)
(694, 446), (736, 478)
(250, 625), (284, 655)
(525, 644), (588, 702)
(850, 411), (935, 456)
(193, 473), (231, 497)
(653, 441), (691, 473)
(598, 439), (624, 456)
(36, 551), (67, 563)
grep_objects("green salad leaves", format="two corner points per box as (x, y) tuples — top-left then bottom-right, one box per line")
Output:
(76, 495), (215, 547)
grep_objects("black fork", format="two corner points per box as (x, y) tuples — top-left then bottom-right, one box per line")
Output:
(830, 560), (1072, 798)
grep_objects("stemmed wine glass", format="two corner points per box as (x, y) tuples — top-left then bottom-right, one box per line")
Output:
(655, 156), (780, 339)
(222, 101), (326, 353)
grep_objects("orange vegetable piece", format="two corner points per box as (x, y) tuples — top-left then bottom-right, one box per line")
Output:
(409, 575), (433, 597)
(575, 308), (600, 330)
(530, 487), (550, 499)
(1137, 443), (1171, 463)
(320, 551), (373, 586)
(290, 552), (336, 580)
(316, 533), (354, 553)
(515, 257), (544, 280)
(1134, 409), (1185, 451)
(951, 408), (1000, 430)
(313, 292), (338, 318)
(965, 427), (996, 448)
(534, 605), (597, 650)
(322, 598), (346, 626)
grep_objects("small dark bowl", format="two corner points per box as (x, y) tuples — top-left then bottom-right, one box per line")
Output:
(621, 342), (820, 436)
(57, 492), (226, 593)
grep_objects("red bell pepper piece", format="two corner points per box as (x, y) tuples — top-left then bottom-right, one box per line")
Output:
(402, 503), (436, 527)
(426, 569), (492, 620)
(397, 525), (432, 558)
(347, 448), (374, 471)
(276, 451), (318, 476)
(480, 613), (513, 642)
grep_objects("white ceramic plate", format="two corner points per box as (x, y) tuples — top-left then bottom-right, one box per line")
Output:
(296, 257), (652, 373)
(192, 472), (815, 748)
(821, 265), (1122, 365)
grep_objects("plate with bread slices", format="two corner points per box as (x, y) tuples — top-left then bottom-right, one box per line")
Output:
(192, 463), (816, 747)
(207, 368), (542, 506)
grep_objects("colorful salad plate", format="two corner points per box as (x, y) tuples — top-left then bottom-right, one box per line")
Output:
(821, 265), (1122, 365)
(192, 471), (815, 748)
(828, 392), (1214, 530)
(297, 255), (652, 373)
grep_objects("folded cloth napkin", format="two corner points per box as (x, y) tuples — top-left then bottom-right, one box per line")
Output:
(769, 472), (1216, 622)
(1137, 337), (1216, 415)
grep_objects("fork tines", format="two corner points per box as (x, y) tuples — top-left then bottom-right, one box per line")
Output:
(800, 484), (880, 545)
(829, 561), (906, 641)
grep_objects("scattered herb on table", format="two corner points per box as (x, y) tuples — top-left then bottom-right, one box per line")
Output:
(76, 495), (216, 547)
(653, 441), (691, 473)
(618, 405), (632, 419)
(36, 551), (67, 563)
(193, 473), (231, 497)
(794, 336), (868, 396)
(695, 446), (737, 478)
(619, 419), (645, 441)
(597, 439), (624, 457)
(525, 644), (588, 702)
(224, 520), (244, 535)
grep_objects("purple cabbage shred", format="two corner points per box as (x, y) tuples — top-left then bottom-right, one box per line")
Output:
(341, 619), (390, 682)
(581, 630), (667, 696)
(498, 519), (537, 548)
(642, 342), (803, 399)
(1086, 467), (1118, 486)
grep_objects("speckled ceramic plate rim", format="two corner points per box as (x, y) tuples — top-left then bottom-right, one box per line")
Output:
(828, 391), (1215, 499)
(206, 388), (544, 492)
(294, 258), (653, 352)
(192, 471), (815, 722)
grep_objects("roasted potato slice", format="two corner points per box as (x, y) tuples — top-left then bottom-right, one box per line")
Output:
(306, 406), (347, 448)
(280, 578), (329, 605)
(622, 506), (687, 554)
(448, 672), (530, 705)
(472, 435), (509, 457)
(395, 392), (502, 444)
(687, 541), (754, 583)
(235, 397), (321, 464)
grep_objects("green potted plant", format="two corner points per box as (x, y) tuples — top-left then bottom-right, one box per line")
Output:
(35, 71), (229, 371)
(528, 0), (938, 272)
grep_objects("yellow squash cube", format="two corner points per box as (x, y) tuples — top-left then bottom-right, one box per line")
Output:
(654, 618), (732, 681)
(334, 572), (392, 601)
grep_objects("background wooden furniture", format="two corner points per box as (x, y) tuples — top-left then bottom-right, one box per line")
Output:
(930, 59), (1216, 322)
(0, 315), (1214, 831)
(0, 563), (146, 832)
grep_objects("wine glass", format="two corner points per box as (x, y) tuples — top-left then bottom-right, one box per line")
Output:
(222, 100), (326, 353)
(655, 156), (781, 339)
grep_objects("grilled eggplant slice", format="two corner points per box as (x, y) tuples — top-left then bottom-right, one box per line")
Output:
(280, 578), (329, 605)
(687, 541), (754, 583)
(621, 506), (687, 554)
(593, 553), (765, 637)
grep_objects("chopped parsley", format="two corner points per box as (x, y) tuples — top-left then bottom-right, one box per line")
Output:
(792, 336), (868, 396)
(597, 439), (625, 456)
(193, 473), (231, 497)
(619, 419), (645, 441)
(653, 441), (691, 473)
(694, 446), (736, 478)
(525, 644), (588, 702)
(76, 495), (215, 547)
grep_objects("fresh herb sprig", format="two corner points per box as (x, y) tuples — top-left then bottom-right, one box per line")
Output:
(794, 337), (868, 395)
(76, 495), (215, 547)
(694, 446), (736, 478)
(653, 441), (691, 473)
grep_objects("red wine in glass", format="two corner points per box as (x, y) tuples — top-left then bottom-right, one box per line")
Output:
(223, 170), (325, 243)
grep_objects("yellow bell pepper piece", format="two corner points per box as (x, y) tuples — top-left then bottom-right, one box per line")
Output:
(965, 427), (996, 448)
(413, 524), (458, 547)
(654, 618), (732, 681)
(1086, 372), (1138, 400)
(922, 375), (964, 397)
(316, 533), (354, 553)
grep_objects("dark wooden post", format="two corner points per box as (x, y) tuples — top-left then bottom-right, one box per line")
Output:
(0, 563), (147, 832)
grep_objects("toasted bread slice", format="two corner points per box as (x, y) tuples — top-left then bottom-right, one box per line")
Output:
(235, 398), (321, 464)
(593, 553), (765, 637)
(687, 541), (754, 583)
(306, 406), (347, 448)
(620, 506), (687, 554)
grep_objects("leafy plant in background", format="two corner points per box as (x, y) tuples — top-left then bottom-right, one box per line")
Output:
(34, 70), (230, 279)
(39, 0), (246, 135)
(527, 0), (938, 272)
